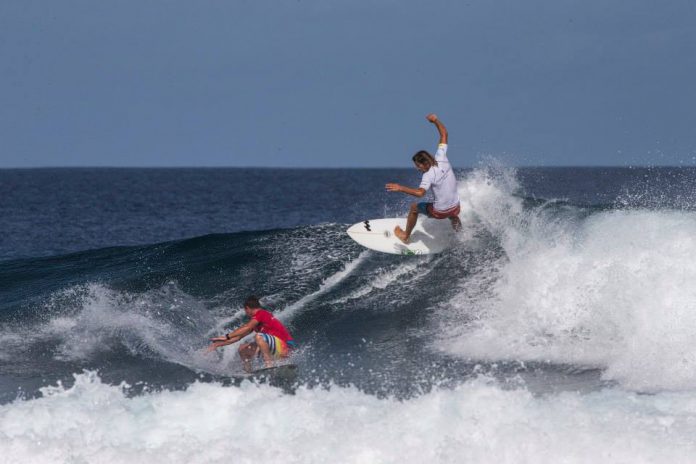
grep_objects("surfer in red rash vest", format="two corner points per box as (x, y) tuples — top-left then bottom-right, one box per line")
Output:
(207, 295), (296, 373)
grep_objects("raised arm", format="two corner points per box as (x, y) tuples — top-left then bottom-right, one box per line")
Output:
(426, 113), (448, 144)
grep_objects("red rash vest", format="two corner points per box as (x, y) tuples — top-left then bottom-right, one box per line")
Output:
(252, 309), (293, 342)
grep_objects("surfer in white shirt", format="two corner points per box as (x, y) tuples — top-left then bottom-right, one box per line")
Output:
(386, 114), (461, 243)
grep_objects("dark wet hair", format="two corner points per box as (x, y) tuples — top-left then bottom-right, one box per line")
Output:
(412, 150), (438, 167)
(244, 295), (261, 309)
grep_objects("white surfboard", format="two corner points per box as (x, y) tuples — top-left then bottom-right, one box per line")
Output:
(346, 218), (456, 255)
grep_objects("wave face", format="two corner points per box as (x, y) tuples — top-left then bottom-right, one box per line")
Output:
(3, 166), (696, 461)
(0, 222), (483, 400)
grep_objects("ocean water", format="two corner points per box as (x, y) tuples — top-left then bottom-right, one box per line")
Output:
(3, 166), (696, 463)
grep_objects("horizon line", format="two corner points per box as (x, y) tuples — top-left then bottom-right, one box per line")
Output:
(2, 164), (696, 170)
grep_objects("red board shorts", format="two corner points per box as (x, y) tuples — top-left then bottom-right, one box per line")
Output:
(417, 202), (461, 219)
(257, 333), (296, 359)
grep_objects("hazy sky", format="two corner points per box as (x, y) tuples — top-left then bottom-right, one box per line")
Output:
(1, 0), (695, 167)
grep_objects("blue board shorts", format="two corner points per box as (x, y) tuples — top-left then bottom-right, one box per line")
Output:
(257, 333), (297, 359)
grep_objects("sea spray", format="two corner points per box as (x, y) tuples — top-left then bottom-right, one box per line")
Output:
(441, 166), (696, 391)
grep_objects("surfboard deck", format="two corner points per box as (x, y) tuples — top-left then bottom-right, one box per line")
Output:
(347, 218), (456, 255)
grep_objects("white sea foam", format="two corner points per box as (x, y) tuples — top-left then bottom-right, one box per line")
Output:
(439, 166), (696, 391)
(7, 282), (241, 374)
(1, 371), (696, 464)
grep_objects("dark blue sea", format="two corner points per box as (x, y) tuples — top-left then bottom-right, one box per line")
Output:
(3, 166), (696, 463)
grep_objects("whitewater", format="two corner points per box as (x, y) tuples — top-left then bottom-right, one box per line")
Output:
(3, 371), (696, 464)
(2, 166), (696, 463)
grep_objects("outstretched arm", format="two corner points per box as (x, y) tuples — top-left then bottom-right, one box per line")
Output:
(206, 319), (259, 352)
(426, 113), (448, 144)
(385, 183), (426, 197)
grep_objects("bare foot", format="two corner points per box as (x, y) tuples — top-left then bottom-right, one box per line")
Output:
(394, 226), (410, 244)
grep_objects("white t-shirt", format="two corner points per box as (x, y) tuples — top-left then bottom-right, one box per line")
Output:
(419, 143), (459, 211)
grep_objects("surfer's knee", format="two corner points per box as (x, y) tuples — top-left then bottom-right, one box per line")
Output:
(409, 203), (419, 214)
(238, 342), (255, 357)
